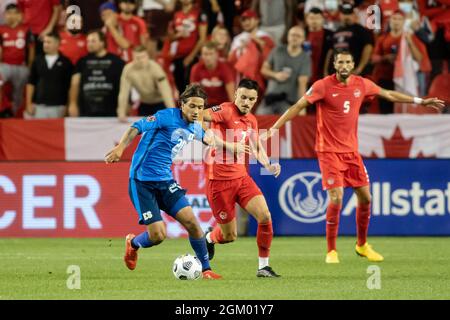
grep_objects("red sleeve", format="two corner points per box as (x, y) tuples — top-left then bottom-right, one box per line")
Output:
(52, 0), (60, 6)
(208, 104), (232, 123)
(304, 80), (326, 104)
(220, 63), (234, 84)
(363, 78), (381, 97)
(137, 17), (149, 38)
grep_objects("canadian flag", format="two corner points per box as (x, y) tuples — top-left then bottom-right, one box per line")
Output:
(393, 34), (419, 112)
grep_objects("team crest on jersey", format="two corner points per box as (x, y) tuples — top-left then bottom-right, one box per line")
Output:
(146, 115), (156, 122)
(354, 89), (361, 98)
(211, 105), (222, 112)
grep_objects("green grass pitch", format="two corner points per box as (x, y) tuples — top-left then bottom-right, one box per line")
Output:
(1, 237), (449, 300)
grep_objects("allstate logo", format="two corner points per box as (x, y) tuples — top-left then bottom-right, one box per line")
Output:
(278, 172), (329, 223)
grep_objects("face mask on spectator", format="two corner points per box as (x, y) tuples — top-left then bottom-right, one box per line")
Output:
(398, 2), (413, 14)
(325, 0), (339, 11)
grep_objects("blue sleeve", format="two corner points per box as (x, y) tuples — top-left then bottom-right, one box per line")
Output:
(131, 111), (167, 134)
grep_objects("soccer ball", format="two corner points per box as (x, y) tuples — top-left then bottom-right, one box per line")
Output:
(172, 254), (203, 280)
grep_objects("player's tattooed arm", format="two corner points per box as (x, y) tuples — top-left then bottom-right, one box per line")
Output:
(378, 89), (445, 111)
(104, 127), (139, 163)
(261, 97), (311, 140)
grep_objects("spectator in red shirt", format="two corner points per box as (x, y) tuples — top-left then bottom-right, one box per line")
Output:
(168, 0), (208, 93)
(59, 12), (88, 65)
(17, 0), (61, 56)
(372, 10), (428, 113)
(229, 9), (275, 95)
(0, 3), (33, 116)
(304, 7), (333, 83)
(101, 0), (149, 63)
(190, 41), (235, 108)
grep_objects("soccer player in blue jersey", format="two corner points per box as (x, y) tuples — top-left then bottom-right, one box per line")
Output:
(105, 84), (222, 279)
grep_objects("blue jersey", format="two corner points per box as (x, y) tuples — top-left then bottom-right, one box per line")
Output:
(130, 108), (204, 181)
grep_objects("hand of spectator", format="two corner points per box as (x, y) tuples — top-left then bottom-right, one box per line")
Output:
(275, 71), (290, 82)
(105, 14), (118, 29)
(383, 54), (397, 63)
(104, 145), (124, 163)
(422, 97), (445, 111)
(265, 163), (281, 178)
(410, 20), (421, 32)
(68, 103), (79, 117)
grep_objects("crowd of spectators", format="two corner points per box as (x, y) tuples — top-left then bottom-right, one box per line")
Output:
(0, 0), (449, 119)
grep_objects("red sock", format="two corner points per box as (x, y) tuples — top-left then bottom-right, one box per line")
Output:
(210, 225), (226, 244)
(326, 203), (342, 252)
(257, 221), (273, 258)
(356, 203), (371, 246)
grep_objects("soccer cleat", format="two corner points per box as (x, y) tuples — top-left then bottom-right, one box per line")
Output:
(325, 250), (340, 264)
(124, 233), (138, 270)
(202, 269), (222, 279)
(355, 243), (384, 262)
(256, 266), (281, 278)
(204, 227), (215, 260)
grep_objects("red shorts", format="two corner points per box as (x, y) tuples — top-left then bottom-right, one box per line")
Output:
(317, 152), (370, 190)
(207, 175), (263, 224)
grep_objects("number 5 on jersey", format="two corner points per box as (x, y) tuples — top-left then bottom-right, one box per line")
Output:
(343, 100), (350, 114)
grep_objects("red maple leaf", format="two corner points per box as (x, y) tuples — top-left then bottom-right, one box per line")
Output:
(382, 126), (413, 158)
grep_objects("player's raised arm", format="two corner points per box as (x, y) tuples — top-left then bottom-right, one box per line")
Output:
(104, 127), (139, 163)
(377, 89), (445, 111)
(261, 96), (311, 140)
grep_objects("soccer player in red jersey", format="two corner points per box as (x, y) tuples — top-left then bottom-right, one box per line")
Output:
(202, 79), (282, 277)
(263, 51), (444, 263)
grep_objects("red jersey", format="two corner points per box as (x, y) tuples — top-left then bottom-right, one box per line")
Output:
(59, 31), (87, 65)
(304, 74), (381, 153)
(0, 23), (32, 65)
(207, 102), (258, 180)
(17, 0), (60, 35)
(190, 61), (234, 107)
(308, 30), (324, 83)
(106, 15), (149, 63)
(170, 7), (207, 59)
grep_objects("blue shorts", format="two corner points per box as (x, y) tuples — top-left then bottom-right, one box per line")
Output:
(128, 179), (190, 225)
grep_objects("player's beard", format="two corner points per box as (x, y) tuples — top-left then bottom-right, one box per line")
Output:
(238, 105), (250, 114)
(338, 70), (350, 80)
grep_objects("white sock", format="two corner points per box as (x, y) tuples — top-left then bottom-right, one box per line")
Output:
(258, 257), (269, 270)
(206, 232), (213, 244)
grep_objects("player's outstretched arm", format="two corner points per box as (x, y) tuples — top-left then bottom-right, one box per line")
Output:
(261, 97), (310, 140)
(377, 89), (445, 111)
(104, 127), (139, 163)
